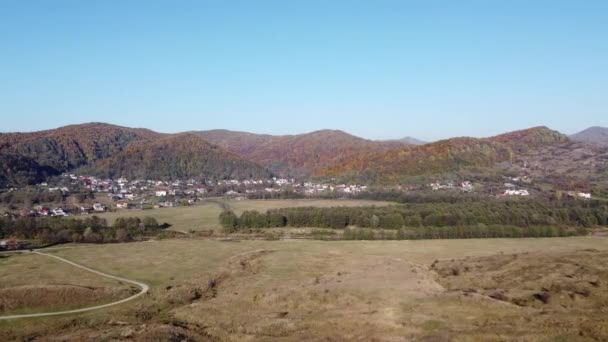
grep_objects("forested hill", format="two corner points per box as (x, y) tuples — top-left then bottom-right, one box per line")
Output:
(330, 126), (570, 182)
(0, 123), (572, 186)
(192, 129), (406, 177)
(83, 133), (270, 180)
(0, 123), (268, 186)
(194, 127), (569, 182)
(0, 123), (164, 185)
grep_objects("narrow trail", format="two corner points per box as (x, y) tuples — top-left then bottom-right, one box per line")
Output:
(0, 250), (149, 320)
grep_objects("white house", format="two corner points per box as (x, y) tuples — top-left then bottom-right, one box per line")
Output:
(52, 208), (68, 216)
(502, 189), (529, 196)
(577, 192), (591, 199)
(155, 191), (167, 197)
(93, 203), (105, 212)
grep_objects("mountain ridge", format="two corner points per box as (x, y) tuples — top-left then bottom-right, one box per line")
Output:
(0, 122), (577, 186)
(570, 126), (608, 146)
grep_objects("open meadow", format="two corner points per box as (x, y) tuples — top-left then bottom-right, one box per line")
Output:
(93, 198), (395, 232)
(1, 236), (607, 341)
(0, 252), (134, 316)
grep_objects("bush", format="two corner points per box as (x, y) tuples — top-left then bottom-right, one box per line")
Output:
(380, 213), (405, 229)
(219, 211), (239, 233)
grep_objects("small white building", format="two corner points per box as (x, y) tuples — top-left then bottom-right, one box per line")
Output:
(52, 208), (68, 216)
(155, 191), (167, 197)
(502, 189), (529, 196)
(577, 192), (591, 199)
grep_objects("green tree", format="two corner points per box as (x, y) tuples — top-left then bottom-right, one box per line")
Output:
(219, 211), (239, 233)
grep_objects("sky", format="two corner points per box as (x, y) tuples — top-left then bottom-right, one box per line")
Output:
(1, 1), (607, 141)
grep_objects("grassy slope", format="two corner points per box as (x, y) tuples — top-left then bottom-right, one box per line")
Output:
(0, 253), (132, 315)
(1, 237), (607, 340)
(46, 237), (607, 289)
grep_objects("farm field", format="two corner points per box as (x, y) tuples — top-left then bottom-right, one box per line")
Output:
(93, 198), (394, 232)
(1, 236), (607, 341)
(226, 198), (395, 214)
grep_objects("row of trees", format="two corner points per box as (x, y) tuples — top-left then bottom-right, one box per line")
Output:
(0, 215), (164, 244)
(219, 210), (287, 233)
(220, 199), (606, 237)
(341, 225), (586, 240)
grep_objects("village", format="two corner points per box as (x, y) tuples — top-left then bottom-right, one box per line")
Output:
(1, 173), (373, 217)
(1, 170), (593, 219)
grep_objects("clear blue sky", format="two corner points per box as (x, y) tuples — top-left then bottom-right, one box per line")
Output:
(1, 1), (606, 141)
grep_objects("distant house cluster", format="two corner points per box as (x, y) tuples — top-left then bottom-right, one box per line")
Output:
(430, 181), (474, 192)
(7, 174), (375, 215)
(500, 189), (530, 196)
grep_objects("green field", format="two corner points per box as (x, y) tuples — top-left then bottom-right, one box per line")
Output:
(2, 236), (608, 340)
(93, 198), (395, 232)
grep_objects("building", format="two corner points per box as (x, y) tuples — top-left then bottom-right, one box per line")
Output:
(577, 192), (591, 199)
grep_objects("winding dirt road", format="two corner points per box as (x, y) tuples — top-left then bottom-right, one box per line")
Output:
(0, 250), (149, 320)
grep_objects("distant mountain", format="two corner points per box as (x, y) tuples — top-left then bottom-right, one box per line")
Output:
(195, 127), (568, 182)
(335, 127), (569, 182)
(570, 126), (608, 146)
(193, 129), (403, 177)
(488, 126), (569, 152)
(0, 123), (573, 186)
(0, 123), (267, 186)
(0, 123), (164, 186)
(84, 133), (270, 180)
(383, 137), (427, 145)
(0, 123), (163, 171)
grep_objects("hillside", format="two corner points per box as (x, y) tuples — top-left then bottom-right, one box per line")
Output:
(0, 153), (58, 187)
(488, 126), (569, 152)
(0, 123), (163, 164)
(0, 123), (164, 185)
(0, 123), (573, 186)
(193, 129), (404, 177)
(570, 126), (608, 146)
(85, 133), (270, 180)
(334, 127), (570, 182)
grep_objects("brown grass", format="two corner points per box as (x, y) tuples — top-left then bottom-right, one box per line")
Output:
(0, 285), (133, 314)
(1, 236), (608, 341)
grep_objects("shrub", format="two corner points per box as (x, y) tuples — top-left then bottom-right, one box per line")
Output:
(219, 211), (239, 233)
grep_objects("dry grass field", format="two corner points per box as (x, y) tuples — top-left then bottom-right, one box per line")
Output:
(1, 236), (607, 341)
(93, 198), (394, 232)
(226, 198), (394, 214)
(0, 252), (133, 315)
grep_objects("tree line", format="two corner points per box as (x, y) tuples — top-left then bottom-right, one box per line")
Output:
(0, 215), (166, 244)
(219, 199), (606, 238)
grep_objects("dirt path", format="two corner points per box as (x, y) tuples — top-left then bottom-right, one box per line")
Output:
(0, 250), (149, 320)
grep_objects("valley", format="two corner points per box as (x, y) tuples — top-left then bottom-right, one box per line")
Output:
(1, 123), (607, 341)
